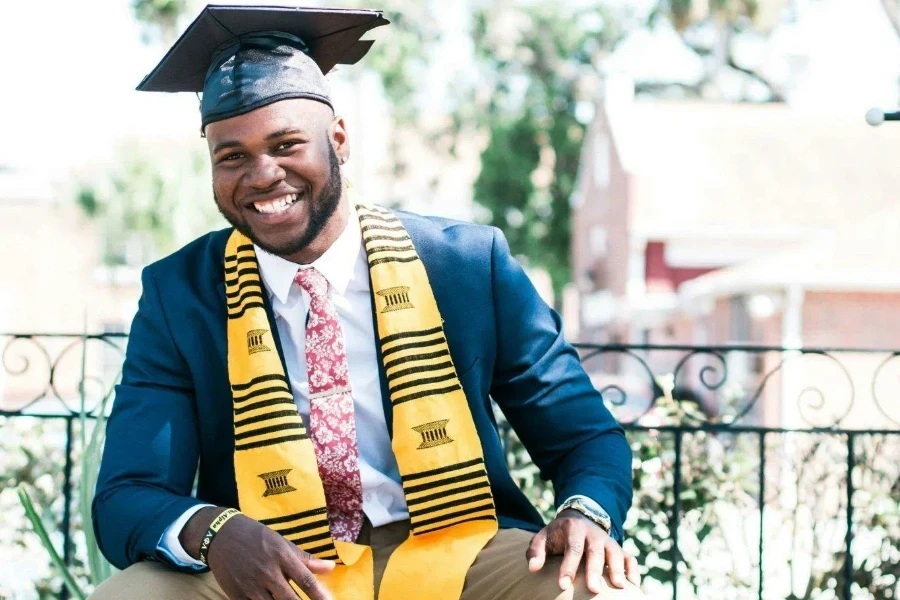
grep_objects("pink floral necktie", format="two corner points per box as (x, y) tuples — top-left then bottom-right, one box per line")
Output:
(294, 267), (364, 542)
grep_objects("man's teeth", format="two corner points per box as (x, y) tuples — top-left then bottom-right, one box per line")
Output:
(253, 194), (299, 214)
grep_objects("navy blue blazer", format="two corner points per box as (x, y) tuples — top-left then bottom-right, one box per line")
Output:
(93, 211), (632, 570)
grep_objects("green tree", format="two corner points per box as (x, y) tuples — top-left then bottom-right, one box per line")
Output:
(466, 3), (627, 300)
(75, 140), (223, 265)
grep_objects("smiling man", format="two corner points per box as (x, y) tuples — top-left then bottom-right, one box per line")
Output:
(89, 5), (641, 600)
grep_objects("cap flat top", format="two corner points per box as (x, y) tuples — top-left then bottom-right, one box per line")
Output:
(137, 4), (388, 92)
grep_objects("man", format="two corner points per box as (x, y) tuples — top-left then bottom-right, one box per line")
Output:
(90, 6), (641, 600)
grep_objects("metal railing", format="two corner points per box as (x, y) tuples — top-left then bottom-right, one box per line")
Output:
(1, 334), (898, 599)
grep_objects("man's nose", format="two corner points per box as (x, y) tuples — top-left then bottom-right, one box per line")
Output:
(245, 154), (286, 189)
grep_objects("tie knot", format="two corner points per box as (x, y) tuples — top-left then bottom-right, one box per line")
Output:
(294, 267), (329, 299)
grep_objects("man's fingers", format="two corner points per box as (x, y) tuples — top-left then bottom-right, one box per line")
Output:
(269, 578), (306, 600)
(624, 553), (641, 586)
(304, 557), (336, 575)
(604, 543), (627, 589)
(282, 550), (333, 600)
(526, 529), (548, 572)
(556, 531), (585, 591)
(584, 542), (607, 594)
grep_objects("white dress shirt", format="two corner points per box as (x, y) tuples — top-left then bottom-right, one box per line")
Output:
(156, 206), (605, 568)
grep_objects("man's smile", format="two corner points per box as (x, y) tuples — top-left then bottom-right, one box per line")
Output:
(252, 192), (299, 214)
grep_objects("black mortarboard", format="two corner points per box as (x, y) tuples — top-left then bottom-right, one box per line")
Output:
(137, 5), (389, 130)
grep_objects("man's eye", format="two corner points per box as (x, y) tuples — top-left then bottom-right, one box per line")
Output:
(221, 153), (243, 162)
(276, 141), (302, 151)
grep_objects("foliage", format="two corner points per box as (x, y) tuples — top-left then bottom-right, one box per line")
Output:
(3, 332), (118, 599)
(501, 375), (900, 598)
(466, 2), (625, 299)
(131, 0), (192, 43)
(17, 487), (87, 600)
(74, 141), (224, 266)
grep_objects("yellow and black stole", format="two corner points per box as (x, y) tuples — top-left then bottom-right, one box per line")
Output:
(224, 203), (498, 599)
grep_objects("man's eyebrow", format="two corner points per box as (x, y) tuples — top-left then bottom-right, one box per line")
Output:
(212, 139), (243, 154)
(266, 127), (308, 140)
(212, 128), (309, 154)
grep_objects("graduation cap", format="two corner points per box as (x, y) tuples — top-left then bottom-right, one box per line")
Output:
(137, 5), (389, 130)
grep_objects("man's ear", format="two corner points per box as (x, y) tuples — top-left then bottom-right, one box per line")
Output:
(330, 116), (349, 163)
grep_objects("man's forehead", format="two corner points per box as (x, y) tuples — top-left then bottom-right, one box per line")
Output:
(206, 99), (333, 142)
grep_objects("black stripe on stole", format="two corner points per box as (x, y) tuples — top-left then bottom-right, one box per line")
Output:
(225, 281), (262, 299)
(380, 335), (446, 359)
(408, 493), (495, 521)
(386, 360), (454, 382)
(234, 433), (309, 451)
(232, 385), (292, 404)
(405, 481), (491, 507)
(227, 302), (266, 320)
(234, 409), (299, 429)
(389, 371), (457, 395)
(363, 233), (411, 243)
(234, 422), (303, 441)
(224, 250), (255, 265)
(224, 256), (257, 273)
(233, 397), (296, 416)
(285, 530), (332, 547)
(392, 383), (462, 406)
(226, 289), (265, 309)
(358, 213), (395, 224)
(404, 468), (487, 495)
(383, 349), (450, 372)
(368, 255), (420, 267)
(232, 374), (289, 392)
(306, 542), (339, 557)
(279, 519), (331, 537)
(224, 267), (260, 283)
(260, 507), (328, 526)
(365, 244), (417, 254)
(411, 502), (496, 531)
(360, 223), (406, 234)
(380, 326), (444, 346)
(402, 457), (485, 483)
(414, 515), (497, 537)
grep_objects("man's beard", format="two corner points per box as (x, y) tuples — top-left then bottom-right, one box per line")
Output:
(215, 141), (343, 258)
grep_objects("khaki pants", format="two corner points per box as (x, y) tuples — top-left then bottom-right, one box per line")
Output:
(90, 521), (644, 600)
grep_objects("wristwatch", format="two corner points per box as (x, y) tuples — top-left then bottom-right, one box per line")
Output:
(557, 497), (612, 533)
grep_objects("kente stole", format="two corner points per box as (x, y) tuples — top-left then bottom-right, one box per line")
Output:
(224, 203), (498, 599)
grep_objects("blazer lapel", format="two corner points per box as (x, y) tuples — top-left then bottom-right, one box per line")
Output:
(367, 268), (394, 436)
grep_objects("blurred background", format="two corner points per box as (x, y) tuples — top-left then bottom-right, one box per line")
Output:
(1, 0), (900, 598)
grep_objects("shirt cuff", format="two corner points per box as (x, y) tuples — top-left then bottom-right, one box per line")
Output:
(156, 503), (214, 569)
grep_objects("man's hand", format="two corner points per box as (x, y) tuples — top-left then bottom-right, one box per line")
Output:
(526, 509), (640, 594)
(180, 507), (335, 600)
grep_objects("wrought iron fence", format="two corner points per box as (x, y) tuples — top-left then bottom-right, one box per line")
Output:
(1, 334), (898, 599)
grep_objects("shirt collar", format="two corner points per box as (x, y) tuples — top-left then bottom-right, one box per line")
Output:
(254, 203), (362, 304)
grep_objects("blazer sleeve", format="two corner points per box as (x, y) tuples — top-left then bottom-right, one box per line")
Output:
(487, 228), (633, 541)
(92, 265), (206, 570)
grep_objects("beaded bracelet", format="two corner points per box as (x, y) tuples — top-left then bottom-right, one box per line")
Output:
(198, 508), (241, 565)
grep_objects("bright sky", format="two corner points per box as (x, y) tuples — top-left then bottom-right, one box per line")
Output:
(2, 0), (899, 179)
(0, 0), (201, 174)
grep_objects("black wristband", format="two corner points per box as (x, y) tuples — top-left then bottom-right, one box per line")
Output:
(198, 508), (241, 565)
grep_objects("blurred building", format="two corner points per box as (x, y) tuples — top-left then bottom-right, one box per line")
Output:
(572, 88), (900, 344)
(570, 86), (900, 426)
(0, 166), (140, 412)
